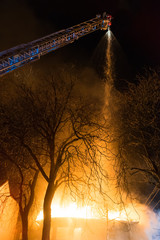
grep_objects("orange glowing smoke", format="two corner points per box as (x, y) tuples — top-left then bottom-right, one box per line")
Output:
(0, 182), (18, 240)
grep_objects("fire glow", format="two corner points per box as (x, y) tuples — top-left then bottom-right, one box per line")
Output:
(36, 202), (140, 223)
(108, 208), (139, 222)
(36, 203), (96, 221)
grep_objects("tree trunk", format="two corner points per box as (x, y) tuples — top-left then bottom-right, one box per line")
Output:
(14, 212), (21, 240)
(42, 182), (55, 240)
(21, 213), (28, 240)
(20, 171), (39, 240)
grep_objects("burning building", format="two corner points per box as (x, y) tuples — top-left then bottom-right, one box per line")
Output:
(32, 217), (139, 240)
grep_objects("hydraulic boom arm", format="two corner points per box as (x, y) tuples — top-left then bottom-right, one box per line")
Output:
(0, 13), (112, 76)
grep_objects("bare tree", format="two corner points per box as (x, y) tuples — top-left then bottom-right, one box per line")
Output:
(0, 69), (109, 240)
(0, 133), (39, 240)
(111, 70), (160, 199)
(0, 82), (41, 240)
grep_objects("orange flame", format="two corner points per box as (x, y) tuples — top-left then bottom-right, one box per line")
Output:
(36, 203), (97, 221)
(36, 201), (140, 223)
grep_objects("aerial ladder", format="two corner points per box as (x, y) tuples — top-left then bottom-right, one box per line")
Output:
(0, 13), (112, 76)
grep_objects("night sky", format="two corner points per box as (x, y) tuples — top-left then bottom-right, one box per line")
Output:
(1, 0), (160, 73)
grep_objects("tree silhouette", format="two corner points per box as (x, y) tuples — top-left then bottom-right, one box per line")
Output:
(0, 69), (109, 240)
(112, 70), (160, 201)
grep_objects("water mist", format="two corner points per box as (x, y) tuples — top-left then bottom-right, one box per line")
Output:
(103, 28), (160, 240)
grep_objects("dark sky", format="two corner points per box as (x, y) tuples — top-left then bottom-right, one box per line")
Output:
(1, 0), (160, 73)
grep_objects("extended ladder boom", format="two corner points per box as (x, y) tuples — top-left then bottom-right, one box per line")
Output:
(0, 13), (112, 76)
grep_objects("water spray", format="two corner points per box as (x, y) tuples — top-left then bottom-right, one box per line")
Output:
(105, 27), (114, 85)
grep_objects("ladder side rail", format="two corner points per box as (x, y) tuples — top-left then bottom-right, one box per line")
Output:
(0, 16), (101, 58)
(0, 18), (103, 76)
